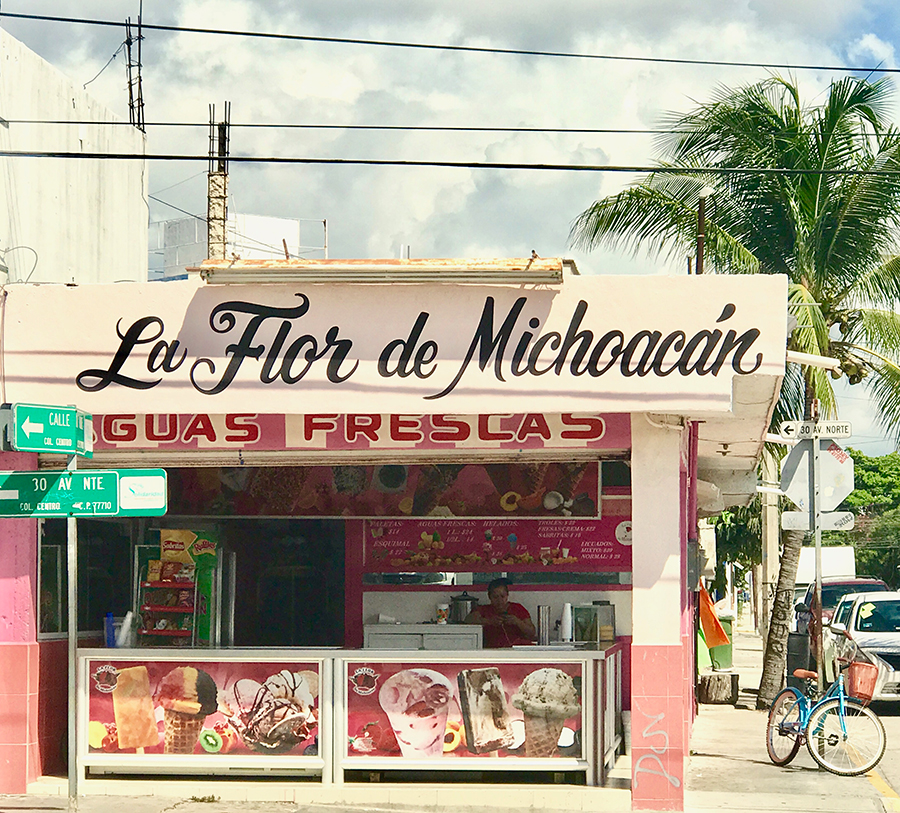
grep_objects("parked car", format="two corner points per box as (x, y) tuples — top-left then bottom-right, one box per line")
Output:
(795, 576), (889, 657)
(829, 591), (900, 701)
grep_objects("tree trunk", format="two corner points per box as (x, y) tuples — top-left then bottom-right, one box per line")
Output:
(756, 528), (803, 708)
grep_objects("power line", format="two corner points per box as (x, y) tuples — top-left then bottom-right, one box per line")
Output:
(1, 119), (677, 134)
(8, 149), (900, 177)
(2, 10), (898, 75)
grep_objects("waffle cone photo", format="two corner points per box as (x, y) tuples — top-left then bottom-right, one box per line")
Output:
(523, 715), (564, 758)
(163, 708), (204, 754)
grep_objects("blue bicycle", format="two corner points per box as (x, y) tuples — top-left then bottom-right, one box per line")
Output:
(766, 664), (886, 775)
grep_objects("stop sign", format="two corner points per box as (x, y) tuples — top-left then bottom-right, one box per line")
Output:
(780, 439), (854, 512)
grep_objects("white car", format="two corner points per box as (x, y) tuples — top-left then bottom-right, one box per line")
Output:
(828, 591), (900, 701)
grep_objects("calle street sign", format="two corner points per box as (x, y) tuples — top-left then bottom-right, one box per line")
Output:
(780, 439), (854, 513)
(781, 510), (855, 532)
(780, 420), (852, 441)
(2, 403), (93, 457)
(0, 469), (167, 517)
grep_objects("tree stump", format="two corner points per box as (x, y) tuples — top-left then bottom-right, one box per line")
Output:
(698, 672), (739, 704)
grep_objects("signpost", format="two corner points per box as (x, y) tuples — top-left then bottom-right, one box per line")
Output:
(1, 403), (93, 458)
(779, 415), (854, 694)
(0, 468), (167, 517)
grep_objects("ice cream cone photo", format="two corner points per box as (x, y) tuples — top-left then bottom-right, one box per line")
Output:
(163, 708), (205, 754)
(512, 668), (581, 760)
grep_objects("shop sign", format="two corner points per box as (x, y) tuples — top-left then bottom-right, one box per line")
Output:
(361, 516), (631, 572)
(85, 659), (322, 761)
(91, 412), (631, 452)
(2, 275), (787, 415)
(345, 660), (584, 761)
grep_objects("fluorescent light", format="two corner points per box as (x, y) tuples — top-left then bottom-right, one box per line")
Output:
(195, 258), (569, 285)
(785, 350), (842, 372)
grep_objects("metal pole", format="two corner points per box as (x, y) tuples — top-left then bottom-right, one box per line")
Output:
(66, 455), (78, 806)
(696, 195), (706, 276)
(810, 427), (824, 694)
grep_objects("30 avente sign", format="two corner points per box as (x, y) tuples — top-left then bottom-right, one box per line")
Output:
(1, 276), (788, 414)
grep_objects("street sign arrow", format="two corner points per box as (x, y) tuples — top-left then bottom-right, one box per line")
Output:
(20, 416), (43, 438)
(781, 510), (855, 532)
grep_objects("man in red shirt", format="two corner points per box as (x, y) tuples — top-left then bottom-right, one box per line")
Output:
(465, 578), (536, 648)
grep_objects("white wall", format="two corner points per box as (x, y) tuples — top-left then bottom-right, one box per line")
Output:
(363, 589), (632, 638)
(0, 30), (148, 284)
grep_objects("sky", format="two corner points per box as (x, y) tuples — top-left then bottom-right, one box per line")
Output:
(2, 1), (900, 454)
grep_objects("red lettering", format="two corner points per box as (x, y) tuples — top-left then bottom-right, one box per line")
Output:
(516, 413), (552, 441)
(430, 415), (471, 442)
(225, 414), (260, 443)
(182, 414), (217, 443)
(103, 415), (137, 442)
(346, 414), (381, 442)
(390, 415), (423, 442)
(304, 414), (339, 441)
(145, 414), (178, 442)
(478, 414), (514, 441)
(560, 413), (606, 440)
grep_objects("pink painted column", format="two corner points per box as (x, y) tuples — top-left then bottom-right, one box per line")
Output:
(0, 451), (41, 791)
(629, 416), (686, 811)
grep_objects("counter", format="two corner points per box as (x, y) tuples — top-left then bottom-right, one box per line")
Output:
(79, 644), (624, 786)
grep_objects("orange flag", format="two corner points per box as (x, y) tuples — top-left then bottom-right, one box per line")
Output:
(699, 585), (730, 649)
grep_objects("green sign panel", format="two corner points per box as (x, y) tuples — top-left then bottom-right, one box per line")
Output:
(0, 469), (167, 517)
(3, 403), (93, 458)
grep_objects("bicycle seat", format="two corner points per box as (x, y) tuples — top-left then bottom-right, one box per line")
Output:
(792, 668), (817, 680)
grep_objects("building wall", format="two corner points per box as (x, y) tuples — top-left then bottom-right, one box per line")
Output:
(0, 29), (148, 285)
(0, 451), (40, 791)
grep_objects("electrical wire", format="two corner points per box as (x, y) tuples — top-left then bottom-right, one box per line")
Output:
(10, 150), (900, 177)
(1, 10), (898, 75)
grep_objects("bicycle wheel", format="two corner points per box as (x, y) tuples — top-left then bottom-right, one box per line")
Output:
(805, 699), (886, 776)
(766, 688), (804, 766)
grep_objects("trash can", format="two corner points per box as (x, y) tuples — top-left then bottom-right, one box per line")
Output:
(709, 613), (734, 671)
(787, 631), (811, 691)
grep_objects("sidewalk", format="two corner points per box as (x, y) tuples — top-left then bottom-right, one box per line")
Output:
(685, 616), (892, 813)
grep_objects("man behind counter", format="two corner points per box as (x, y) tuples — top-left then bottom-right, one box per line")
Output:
(464, 577), (536, 648)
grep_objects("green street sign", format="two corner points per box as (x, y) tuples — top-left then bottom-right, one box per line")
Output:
(3, 403), (93, 458)
(0, 469), (167, 517)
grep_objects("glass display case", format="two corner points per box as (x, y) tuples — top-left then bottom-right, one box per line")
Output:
(573, 603), (616, 648)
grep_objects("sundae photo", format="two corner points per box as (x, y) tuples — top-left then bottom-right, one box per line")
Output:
(220, 669), (319, 753)
(378, 668), (453, 758)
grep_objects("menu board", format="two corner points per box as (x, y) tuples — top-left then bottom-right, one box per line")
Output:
(362, 516), (631, 572)
(345, 660), (583, 761)
(86, 659), (320, 759)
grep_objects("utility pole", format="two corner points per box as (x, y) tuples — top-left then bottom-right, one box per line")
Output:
(207, 102), (231, 260)
(696, 187), (714, 275)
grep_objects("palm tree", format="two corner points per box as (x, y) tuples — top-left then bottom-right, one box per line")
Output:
(570, 75), (900, 707)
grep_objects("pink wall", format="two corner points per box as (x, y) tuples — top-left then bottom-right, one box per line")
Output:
(0, 451), (41, 790)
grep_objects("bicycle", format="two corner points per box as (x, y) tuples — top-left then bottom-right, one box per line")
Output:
(766, 661), (886, 776)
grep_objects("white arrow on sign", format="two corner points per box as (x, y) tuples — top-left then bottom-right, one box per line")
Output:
(20, 416), (44, 438)
(781, 510), (855, 532)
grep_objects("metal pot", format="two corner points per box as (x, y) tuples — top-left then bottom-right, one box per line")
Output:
(449, 591), (479, 624)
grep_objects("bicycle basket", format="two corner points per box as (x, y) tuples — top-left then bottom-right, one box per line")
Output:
(848, 661), (879, 705)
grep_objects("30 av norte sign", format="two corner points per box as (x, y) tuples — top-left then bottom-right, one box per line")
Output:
(0, 469), (167, 517)
(780, 420), (852, 440)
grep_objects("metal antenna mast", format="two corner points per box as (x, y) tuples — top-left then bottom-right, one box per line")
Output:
(207, 101), (231, 260)
(125, 2), (145, 131)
